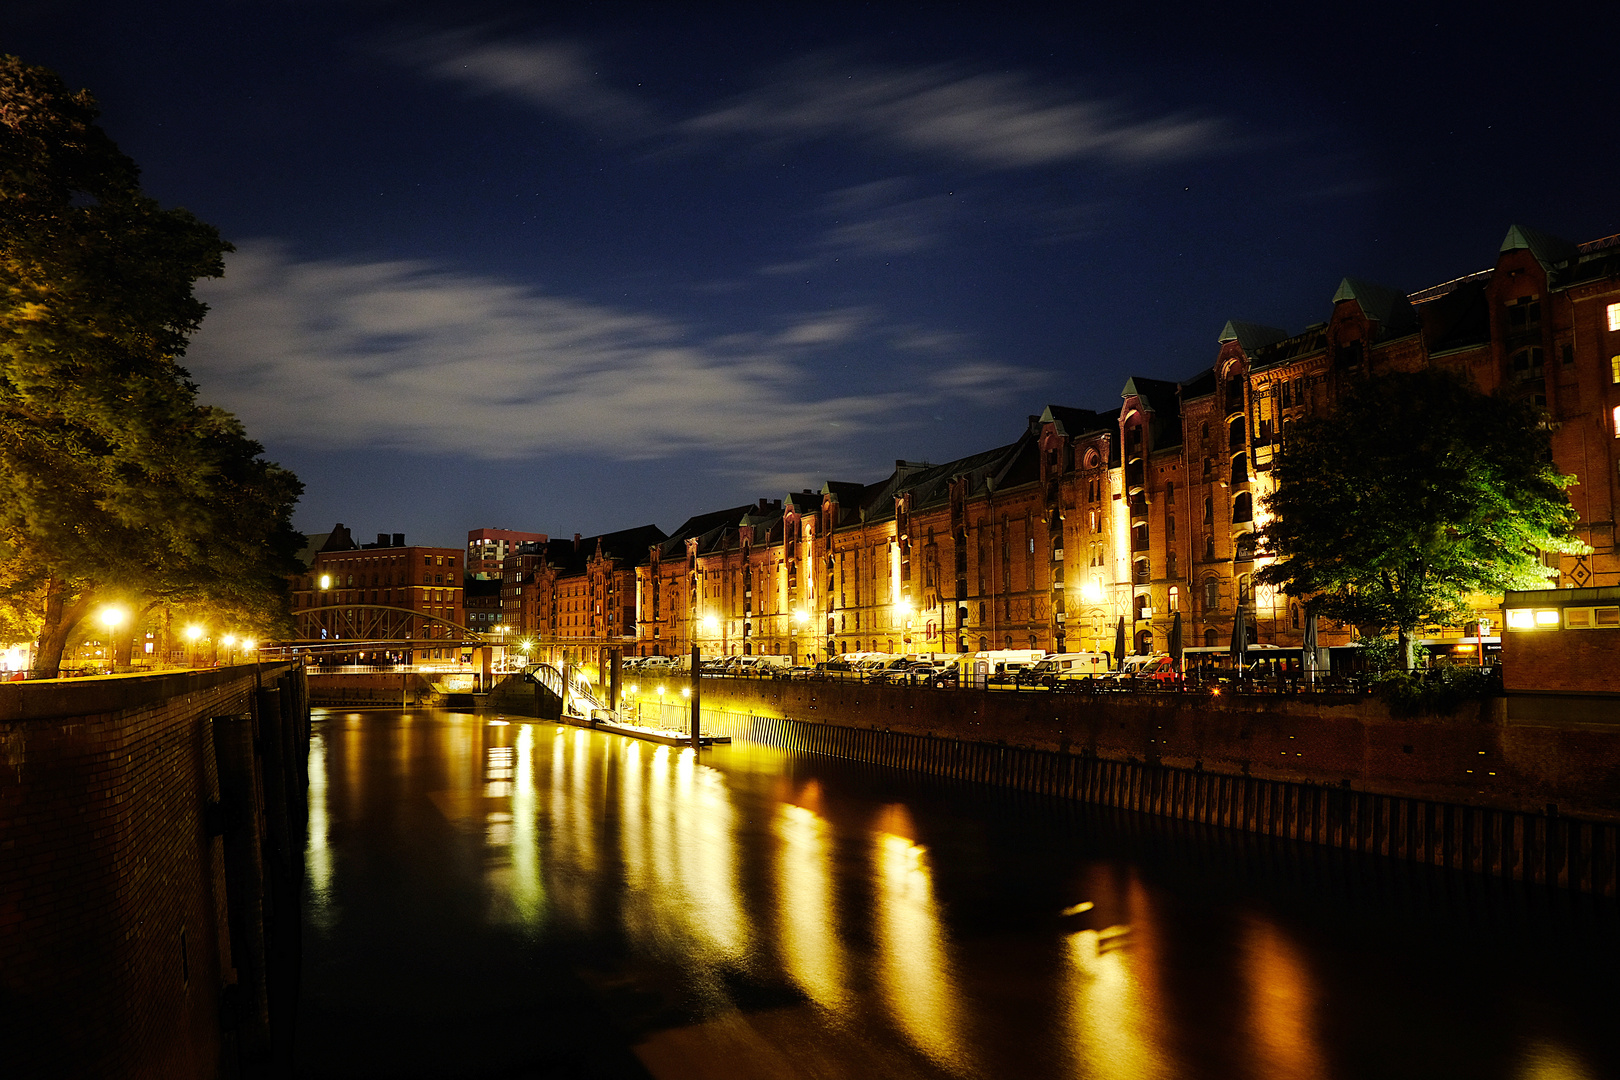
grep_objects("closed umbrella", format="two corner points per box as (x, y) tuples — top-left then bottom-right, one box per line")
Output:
(1302, 608), (1319, 688)
(1229, 605), (1248, 674)
(1113, 616), (1127, 671)
(1169, 610), (1184, 680)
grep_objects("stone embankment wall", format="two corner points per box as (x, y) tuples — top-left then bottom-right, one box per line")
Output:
(692, 680), (1620, 895)
(0, 664), (309, 1080)
(485, 673), (1619, 896)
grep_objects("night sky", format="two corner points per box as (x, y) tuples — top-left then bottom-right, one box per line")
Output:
(7, 2), (1617, 548)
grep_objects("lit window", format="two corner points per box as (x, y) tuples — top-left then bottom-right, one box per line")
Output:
(1506, 609), (1534, 630)
(1608, 303), (1620, 332)
(1613, 356), (1620, 384)
(1534, 609), (1561, 627)
(1613, 405), (1620, 437)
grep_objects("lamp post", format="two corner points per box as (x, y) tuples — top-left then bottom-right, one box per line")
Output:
(791, 608), (807, 663)
(184, 624), (204, 669)
(99, 606), (126, 672)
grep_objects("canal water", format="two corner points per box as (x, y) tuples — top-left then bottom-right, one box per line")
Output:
(296, 709), (1620, 1080)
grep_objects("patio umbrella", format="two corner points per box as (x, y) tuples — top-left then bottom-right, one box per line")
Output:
(1302, 608), (1319, 687)
(1229, 605), (1248, 672)
(1168, 610), (1184, 675)
(1113, 616), (1127, 670)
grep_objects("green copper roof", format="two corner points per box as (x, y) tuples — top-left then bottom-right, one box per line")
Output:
(1217, 320), (1289, 351)
(1499, 224), (1578, 271)
(1332, 277), (1418, 331)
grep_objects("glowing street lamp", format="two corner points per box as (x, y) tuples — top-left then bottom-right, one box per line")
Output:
(98, 606), (126, 670)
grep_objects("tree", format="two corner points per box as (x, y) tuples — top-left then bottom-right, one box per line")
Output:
(0, 56), (303, 676)
(1256, 368), (1585, 669)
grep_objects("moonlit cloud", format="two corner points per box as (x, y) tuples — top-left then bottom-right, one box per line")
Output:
(399, 32), (653, 133)
(686, 56), (1226, 168)
(394, 34), (1224, 171)
(186, 243), (1038, 465)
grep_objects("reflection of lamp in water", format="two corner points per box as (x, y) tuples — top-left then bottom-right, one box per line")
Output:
(874, 821), (970, 1072)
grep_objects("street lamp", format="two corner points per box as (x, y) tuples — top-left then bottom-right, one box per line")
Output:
(790, 608), (808, 662)
(701, 614), (720, 659)
(97, 606), (128, 671)
(222, 633), (237, 665)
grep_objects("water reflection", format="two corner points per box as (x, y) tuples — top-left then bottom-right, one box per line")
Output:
(873, 803), (974, 1073)
(306, 730), (333, 929)
(1062, 868), (1173, 1079)
(302, 711), (1620, 1080)
(774, 799), (846, 1011)
(1241, 915), (1326, 1080)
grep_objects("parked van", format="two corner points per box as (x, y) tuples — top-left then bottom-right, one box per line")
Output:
(1025, 651), (1112, 686)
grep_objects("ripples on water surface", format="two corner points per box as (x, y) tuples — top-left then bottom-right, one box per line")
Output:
(298, 709), (1620, 1079)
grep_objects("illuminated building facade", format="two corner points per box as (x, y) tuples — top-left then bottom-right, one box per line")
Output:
(498, 526), (665, 661)
(620, 225), (1620, 662)
(290, 525), (465, 663)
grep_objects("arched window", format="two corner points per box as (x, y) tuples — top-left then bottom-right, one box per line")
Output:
(1134, 557), (1149, 584)
(1291, 603), (1300, 629)
(1167, 551), (1179, 578)
(1204, 496), (1214, 525)
(1203, 576), (1219, 610)
(1205, 627), (1220, 647)
(1135, 593), (1151, 619)
(1231, 453), (1249, 485)
(1238, 573), (1252, 603)
(1169, 585), (1180, 610)
(1204, 535), (1215, 561)
(1166, 516), (1177, 541)
(1232, 493), (1253, 524)
(1229, 416), (1246, 449)
(979, 601), (987, 624)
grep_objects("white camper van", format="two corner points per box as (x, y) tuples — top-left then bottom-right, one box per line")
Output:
(1024, 651), (1113, 686)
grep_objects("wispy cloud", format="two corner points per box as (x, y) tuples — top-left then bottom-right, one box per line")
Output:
(185, 243), (1038, 464)
(760, 178), (955, 275)
(393, 33), (1224, 171)
(685, 55), (1226, 169)
(396, 31), (653, 133)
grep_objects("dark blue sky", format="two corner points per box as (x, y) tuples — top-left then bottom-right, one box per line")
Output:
(7, 2), (1617, 547)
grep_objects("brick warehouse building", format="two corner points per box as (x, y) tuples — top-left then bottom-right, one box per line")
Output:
(625, 224), (1620, 663)
(291, 525), (465, 664)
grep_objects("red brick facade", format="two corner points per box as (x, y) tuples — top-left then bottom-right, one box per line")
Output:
(628, 226), (1620, 664)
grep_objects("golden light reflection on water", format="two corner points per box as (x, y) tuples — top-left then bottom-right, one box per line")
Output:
(343, 713), (364, 818)
(484, 723), (546, 926)
(549, 727), (596, 927)
(1517, 1039), (1600, 1080)
(774, 802), (847, 1011)
(610, 741), (752, 963)
(306, 730), (333, 928)
(1241, 915), (1326, 1080)
(873, 807), (973, 1073)
(1061, 869), (1173, 1080)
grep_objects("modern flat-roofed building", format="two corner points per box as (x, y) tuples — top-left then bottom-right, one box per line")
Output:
(467, 528), (548, 580)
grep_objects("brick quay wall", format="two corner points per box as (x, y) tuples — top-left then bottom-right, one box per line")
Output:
(485, 675), (1620, 895)
(0, 664), (309, 1080)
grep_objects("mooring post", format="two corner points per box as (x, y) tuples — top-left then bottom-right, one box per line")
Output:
(690, 644), (701, 748)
